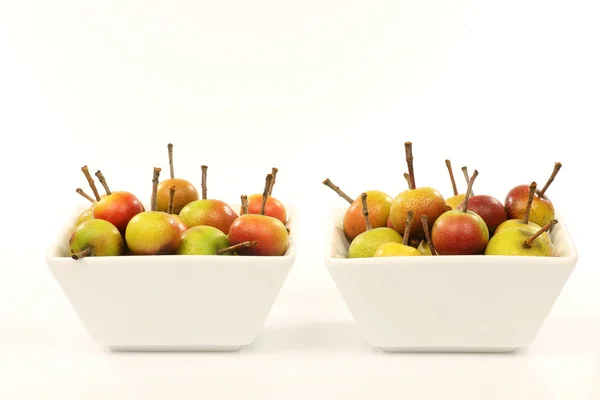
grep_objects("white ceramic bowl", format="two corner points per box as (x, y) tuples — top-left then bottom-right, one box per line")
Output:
(324, 207), (578, 353)
(46, 204), (296, 352)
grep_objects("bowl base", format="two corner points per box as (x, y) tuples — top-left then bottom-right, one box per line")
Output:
(379, 346), (519, 353)
(108, 345), (242, 352)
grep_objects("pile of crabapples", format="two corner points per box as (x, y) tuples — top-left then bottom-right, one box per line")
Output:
(69, 144), (290, 259)
(324, 142), (562, 258)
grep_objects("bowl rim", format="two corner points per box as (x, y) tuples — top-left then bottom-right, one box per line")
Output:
(324, 206), (578, 265)
(47, 202), (297, 263)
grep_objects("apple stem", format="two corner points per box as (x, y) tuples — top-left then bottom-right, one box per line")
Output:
(322, 178), (353, 204)
(261, 174), (273, 215)
(216, 241), (258, 255)
(445, 159), (458, 196)
(167, 185), (176, 214)
(76, 188), (95, 203)
(402, 211), (414, 245)
(421, 215), (437, 255)
(268, 167), (278, 196)
(168, 143), (175, 179)
(539, 162), (562, 197)
(71, 247), (92, 260)
(94, 170), (111, 195)
(151, 167), (161, 211)
(522, 181), (537, 225)
(81, 166), (101, 201)
(462, 170), (479, 213)
(461, 166), (474, 196)
(405, 142), (416, 190)
(403, 173), (411, 189)
(361, 192), (372, 231)
(241, 194), (248, 215)
(201, 165), (208, 200)
(522, 219), (558, 248)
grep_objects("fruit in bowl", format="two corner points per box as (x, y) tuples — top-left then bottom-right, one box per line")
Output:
(388, 142), (447, 241)
(323, 145), (574, 353)
(125, 168), (182, 255)
(324, 141), (564, 259)
(244, 168), (288, 225)
(486, 219), (557, 256)
(228, 174), (289, 256)
(347, 193), (403, 258)
(155, 143), (199, 214)
(86, 168), (145, 234)
(178, 165), (238, 234)
(431, 170), (490, 255)
(373, 211), (422, 257)
(48, 149), (297, 352)
(69, 219), (125, 259)
(505, 162), (562, 227)
(495, 181), (542, 235)
(456, 194), (507, 235)
(322, 178), (393, 241)
(66, 149), (292, 259)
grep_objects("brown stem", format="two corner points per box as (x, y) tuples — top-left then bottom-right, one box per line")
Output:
(268, 167), (278, 196)
(216, 241), (258, 255)
(461, 166), (474, 196)
(151, 167), (161, 211)
(361, 192), (372, 231)
(462, 170), (479, 213)
(94, 170), (111, 195)
(522, 181), (537, 225)
(167, 185), (176, 214)
(71, 247), (92, 260)
(81, 166), (101, 201)
(322, 178), (353, 204)
(76, 188), (95, 203)
(402, 211), (414, 245)
(445, 160), (458, 196)
(421, 215), (437, 255)
(539, 162), (562, 197)
(240, 195), (249, 215)
(261, 174), (273, 215)
(405, 142), (416, 189)
(168, 143), (175, 179)
(403, 173), (411, 189)
(201, 165), (208, 200)
(523, 219), (558, 248)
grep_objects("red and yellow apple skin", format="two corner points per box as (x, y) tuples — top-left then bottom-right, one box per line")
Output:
(228, 214), (288, 256)
(69, 219), (125, 257)
(457, 194), (507, 235)
(156, 178), (199, 215)
(343, 190), (392, 241)
(505, 185), (555, 227)
(125, 211), (182, 255)
(178, 199), (238, 234)
(168, 214), (188, 235)
(244, 194), (287, 225)
(92, 191), (144, 233)
(386, 217), (394, 229)
(389, 187), (447, 241)
(431, 210), (489, 255)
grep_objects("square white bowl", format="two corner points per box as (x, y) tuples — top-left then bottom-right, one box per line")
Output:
(324, 207), (578, 353)
(45, 203), (296, 352)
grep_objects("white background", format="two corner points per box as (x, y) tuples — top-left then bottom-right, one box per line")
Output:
(0, 0), (599, 398)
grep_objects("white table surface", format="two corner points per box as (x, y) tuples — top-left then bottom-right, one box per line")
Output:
(2, 263), (600, 400)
